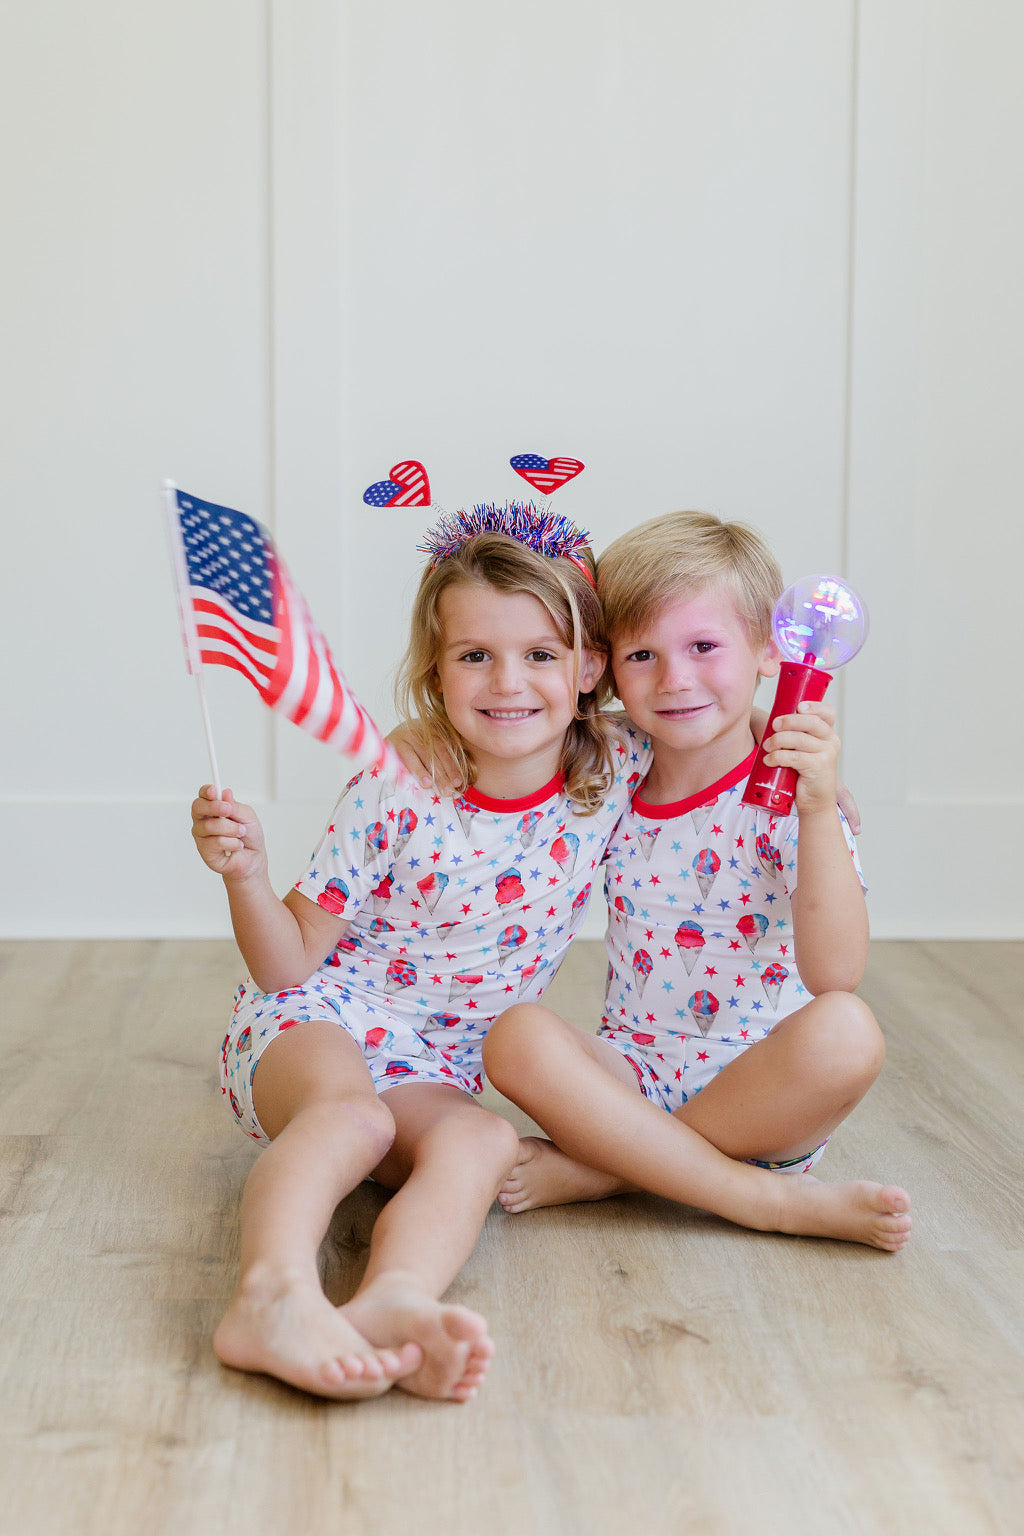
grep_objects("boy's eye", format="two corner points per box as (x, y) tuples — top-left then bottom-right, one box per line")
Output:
(625, 649), (653, 663)
(528, 649), (556, 663)
(693, 641), (717, 655)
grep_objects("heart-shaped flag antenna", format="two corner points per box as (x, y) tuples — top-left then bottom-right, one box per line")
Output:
(363, 460), (431, 507)
(509, 455), (584, 494)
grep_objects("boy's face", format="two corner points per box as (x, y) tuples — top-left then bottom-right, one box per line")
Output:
(610, 583), (779, 771)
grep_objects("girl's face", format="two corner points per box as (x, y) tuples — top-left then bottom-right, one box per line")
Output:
(435, 579), (603, 795)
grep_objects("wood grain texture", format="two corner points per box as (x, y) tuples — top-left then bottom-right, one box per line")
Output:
(0, 939), (1021, 1536)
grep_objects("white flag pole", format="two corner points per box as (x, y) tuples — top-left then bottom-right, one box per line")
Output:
(162, 479), (223, 796)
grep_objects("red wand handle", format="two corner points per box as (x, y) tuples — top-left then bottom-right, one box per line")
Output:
(741, 661), (833, 815)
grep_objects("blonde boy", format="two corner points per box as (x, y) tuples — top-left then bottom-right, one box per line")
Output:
(484, 511), (912, 1250)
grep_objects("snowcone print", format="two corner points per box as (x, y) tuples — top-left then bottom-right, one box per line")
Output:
(613, 894), (635, 921)
(637, 825), (661, 861)
(550, 832), (580, 877)
(436, 920), (459, 940)
(385, 957), (417, 995)
(424, 1012), (460, 1033)
(368, 917), (396, 940)
(626, 772), (642, 797)
(518, 957), (549, 995)
(453, 794), (477, 838)
(235, 1026), (252, 1056)
(371, 873), (394, 913)
(691, 798), (717, 835)
(517, 810), (543, 849)
(632, 948), (654, 997)
(317, 877), (349, 915)
(761, 962), (789, 1011)
(755, 832), (783, 881)
(736, 913), (769, 952)
(449, 971), (483, 1004)
(416, 870), (448, 914)
(363, 820), (388, 866)
(343, 769), (364, 796)
(571, 882), (592, 921)
(495, 867), (526, 906)
(497, 923), (527, 963)
(693, 847), (721, 900)
(364, 1025), (395, 1055)
(688, 989), (720, 1036)
(674, 920), (706, 975)
(392, 807), (418, 859)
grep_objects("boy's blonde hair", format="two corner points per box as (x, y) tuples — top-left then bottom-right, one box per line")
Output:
(597, 510), (783, 653)
(396, 534), (617, 812)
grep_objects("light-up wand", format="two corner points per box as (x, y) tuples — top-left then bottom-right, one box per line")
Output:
(742, 575), (869, 816)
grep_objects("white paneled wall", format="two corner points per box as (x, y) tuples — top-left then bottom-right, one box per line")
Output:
(2, 1), (1020, 938)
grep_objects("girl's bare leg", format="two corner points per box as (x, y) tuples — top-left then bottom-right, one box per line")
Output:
(213, 1021), (422, 1398)
(484, 1003), (911, 1252)
(343, 1083), (520, 1401)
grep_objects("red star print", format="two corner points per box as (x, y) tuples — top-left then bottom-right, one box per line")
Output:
(504, 984), (514, 993)
(370, 766), (380, 777)
(431, 974), (442, 985)
(697, 1050), (708, 1063)
(547, 906), (556, 917)
(779, 944), (789, 956)
(548, 876), (559, 886)
(705, 966), (717, 977)
(649, 875), (661, 886)
(646, 1012), (656, 1023)
(646, 929), (654, 941)
(432, 795), (441, 805)
(614, 874), (623, 884)
(734, 975), (745, 986)
(461, 904), (472, 915)
(660, 948), (671, 959)
(739, 1029), (750, 1040)
(675, 1069), (682, 1081)
(386, 809), (396, 822)
(431, 851), (441, 863)
(466, 999), (478, 1009)
(712, 824), (723, 836)
(735, 836), (744, 848)
(729, 940), (741, 951)
(739, 893), (752, 905)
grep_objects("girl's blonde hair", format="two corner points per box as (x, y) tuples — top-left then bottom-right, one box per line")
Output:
(598, 510), (783, 655)
(396, 533), (617, 812)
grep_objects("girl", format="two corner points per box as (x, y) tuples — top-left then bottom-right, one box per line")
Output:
(192, 507), (632, 1402)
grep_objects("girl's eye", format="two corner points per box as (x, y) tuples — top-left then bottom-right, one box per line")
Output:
(461, 650), (488, 663)
(693, 641), (717, 655)
(528, 649), (556, 663)
(626, 649), (653, 663)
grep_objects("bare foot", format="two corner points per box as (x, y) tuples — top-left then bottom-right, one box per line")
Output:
(344, 1270), (494, 1402)
(498, 1136), (632, 1213)
(770, 1175), (913, 1252)
(213, 1266), (423, 1399)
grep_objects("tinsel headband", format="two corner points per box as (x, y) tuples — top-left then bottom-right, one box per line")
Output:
(418, 502), (596, 588)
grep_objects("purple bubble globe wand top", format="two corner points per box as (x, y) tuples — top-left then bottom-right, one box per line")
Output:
(742, 575), (869, 816)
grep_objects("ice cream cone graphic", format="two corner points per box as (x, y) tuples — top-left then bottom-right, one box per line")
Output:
(518, 957), (549, 995)
(691, 799), (717, 834)
(497, 923), (527, 963)
(416, 870), (448, 914)
(453, 794), (477, 838)
(755, 832), (783, 881)
(371, 873), (394, 913)
(688, 989), (719, 1036)
(363, 820), (389, 866)
(384, 958), (417, 995)
(316, 877), (349, 915)
(436, 921), (459, 940)
(517, 810), (543, 849)
(736, 913), (769, 952)
(550, 833), (579, 877)
(674, 920), (705, 975)
(364, 1026), (395, 1055)
(693, 848), (721, 900)
(495, 868), (525, 906)
(392, 807), (418, 859)
(637, 826), (661, 861)
(632, 949), (653, 997)
(368, 917), (395, 940)
(571, 882), (592, 921)
(449, 972), (483, 1004)
(425, 1012), (459, 1033)
(761, 962), (788, 1011)
(613, 894), (635, 922)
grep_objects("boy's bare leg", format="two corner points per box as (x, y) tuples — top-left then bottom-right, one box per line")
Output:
(484, 1004), (912, 1251)
(213, 1021), (423, 1398)
(345, 1083), (520, 1402)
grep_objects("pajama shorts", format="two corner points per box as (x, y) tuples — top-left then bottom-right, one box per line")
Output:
(598, 1022), (830, 1174)
(220, 974), (486, 1145)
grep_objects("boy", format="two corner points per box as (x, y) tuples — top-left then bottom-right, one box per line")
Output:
(483, 511), (912, 1250)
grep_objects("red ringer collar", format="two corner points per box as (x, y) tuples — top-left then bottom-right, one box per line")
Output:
(631, 749), (757, 820)
(462, 772), (565, 812)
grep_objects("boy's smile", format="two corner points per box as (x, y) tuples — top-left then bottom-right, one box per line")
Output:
(611, 583), (779, 800)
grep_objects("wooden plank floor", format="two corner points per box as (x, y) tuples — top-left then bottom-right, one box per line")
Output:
(0, 939), (1021, 1536)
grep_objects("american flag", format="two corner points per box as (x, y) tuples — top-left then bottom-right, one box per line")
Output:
(164, 484), (403, 776)
(509, 454), (585, 494)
